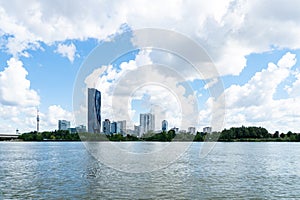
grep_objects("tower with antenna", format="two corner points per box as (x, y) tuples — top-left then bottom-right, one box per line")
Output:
(37, 108), (40, 133)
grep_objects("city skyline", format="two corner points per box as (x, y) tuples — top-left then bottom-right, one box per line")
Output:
(0, 2), (300, 134)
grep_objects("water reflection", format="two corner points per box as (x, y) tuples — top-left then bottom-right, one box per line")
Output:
(1, 142), (300, 199)
(84, 141), (193, 173)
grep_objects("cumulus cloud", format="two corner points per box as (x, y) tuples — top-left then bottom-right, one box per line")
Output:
(0, 103), (73, 134)
(0, 57), (73, 133)
(0, 105), (32, 133)
(46, 105), (74, 129)
(225, 52), (296, 108)
(55, 43), (77, 63)
(286, 71), (300, 98)
(201, 52), (300, 132)
(0, 57), (39, 106)
(1, 0), (300, 75)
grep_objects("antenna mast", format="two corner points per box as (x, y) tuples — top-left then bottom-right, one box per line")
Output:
(37, 108), (40, 132)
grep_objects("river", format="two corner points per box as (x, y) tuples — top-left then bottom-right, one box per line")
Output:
(0, 142), (299, 199)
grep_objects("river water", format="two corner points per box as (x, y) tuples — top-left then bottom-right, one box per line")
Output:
(0, 142), (299, 199)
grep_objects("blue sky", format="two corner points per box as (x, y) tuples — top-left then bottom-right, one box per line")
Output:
(0, 0), (300, 133)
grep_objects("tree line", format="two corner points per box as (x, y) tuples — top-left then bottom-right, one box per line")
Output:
(18, 126), (300, 142)
(18, 130), (80, 141)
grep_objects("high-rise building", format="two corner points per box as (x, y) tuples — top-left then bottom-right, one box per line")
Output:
(188, 127), (196, 134)
(102, 119), (111, 135)
(140, 113), (155, 136)
(58, 120), (71, 130)
(110, 121), (118, 134)
(117, 120), (126, 134)
(134, 125), (140, 136)
(88, 88), (101, 133)
(162, 120), (168, 132)
(203, 127), (212, 134)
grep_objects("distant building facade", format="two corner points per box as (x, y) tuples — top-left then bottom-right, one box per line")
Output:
(110, 122), (118, 134)
(76, 125), (87, 133)
(88, 88), (101, 133)
(188, 127), (196, 134)
(203, 127), (212, 134)
(102, 119), (111, 135)
(117, 120), (126, 134)
(140, 113), (155, 136)
(68, 128), (77, 134)
(134, 125), (140, 136)
(58, 120), (70, 131)
(162, 120), (168, 132)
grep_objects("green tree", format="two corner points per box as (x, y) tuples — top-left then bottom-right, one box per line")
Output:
(287, 131), (293, 138)
(273, 131), (279, 138)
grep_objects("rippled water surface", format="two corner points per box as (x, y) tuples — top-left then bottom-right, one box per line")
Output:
(1, 142), (300, 199)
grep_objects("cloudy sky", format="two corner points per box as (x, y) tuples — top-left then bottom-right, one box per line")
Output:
(0, 0), (299, 134)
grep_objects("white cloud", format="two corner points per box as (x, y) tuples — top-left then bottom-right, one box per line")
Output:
(45, 105), (74, 129)
(201, 52), (300, 132)
(225, 52), (296, 109)
(286, 72), (300, 98)
(204, 78), (218, 89)
(0, 57), (73, 133)
(277, 52), (297, 69)
(1, 0), (300, 76)
(55, 43), (77, 63)
(0, 104), (74, 134)
(0, 57), (39, 106)
(0, 105), (31, 134)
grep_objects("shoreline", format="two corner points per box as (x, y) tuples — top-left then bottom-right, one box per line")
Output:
(1, 139), (299, 142)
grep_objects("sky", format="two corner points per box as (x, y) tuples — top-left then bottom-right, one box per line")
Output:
(0, 0), (300, 134)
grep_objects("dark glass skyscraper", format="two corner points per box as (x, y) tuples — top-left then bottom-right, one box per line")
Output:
(88, 88), (101, 133)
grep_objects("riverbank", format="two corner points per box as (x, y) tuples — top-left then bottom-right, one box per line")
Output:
(15, 126), (300, 142)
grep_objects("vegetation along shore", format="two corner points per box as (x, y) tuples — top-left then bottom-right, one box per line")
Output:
(14, 126), (300, 142)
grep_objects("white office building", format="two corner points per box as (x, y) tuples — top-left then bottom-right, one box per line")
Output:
(117, 120), (126, 134)
(58, 120), (70, 131)
(188, 127), (196, 134)
(139, 113), (155, 136)
(203, 127), (212, 134)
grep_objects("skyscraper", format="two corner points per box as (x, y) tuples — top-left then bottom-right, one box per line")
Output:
(88, 88), (101, 133)
(134, 125), (140, 136)
(117, 120), (126, 134)
(102, 119), (111, 135)
(162, 120), (168, 132)
(140, 113), (155, 136)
